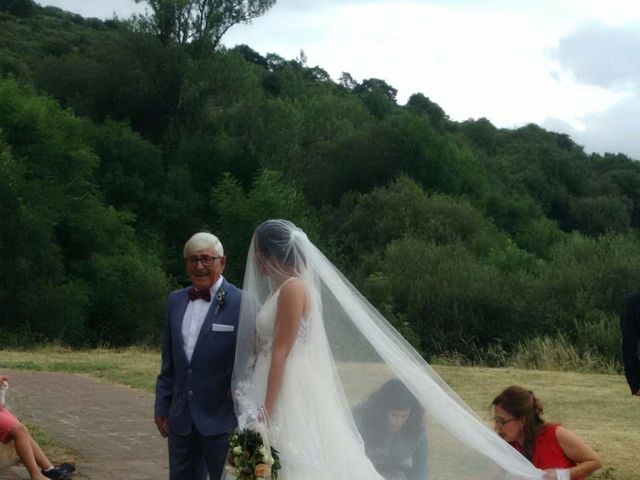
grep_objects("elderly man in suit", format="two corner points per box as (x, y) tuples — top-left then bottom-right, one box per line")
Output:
(622, 292), (640, 396)
(155, 232), (242, 479)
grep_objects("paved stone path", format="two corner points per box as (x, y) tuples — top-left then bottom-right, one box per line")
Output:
(0, 370), (168, 479)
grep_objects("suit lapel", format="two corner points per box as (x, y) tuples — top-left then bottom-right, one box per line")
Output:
(173, 289), (191, 365)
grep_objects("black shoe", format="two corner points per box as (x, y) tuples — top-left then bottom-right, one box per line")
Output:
(54, 463), (76, 476)
(41, 467), (72, 479)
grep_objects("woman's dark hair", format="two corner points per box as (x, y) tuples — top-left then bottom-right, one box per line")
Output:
(492, 385), (546, 461)
(359, 379), (424, 444)
(254, 219), (303, 268)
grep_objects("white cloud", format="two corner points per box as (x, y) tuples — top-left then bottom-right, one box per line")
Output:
(545, 95), (640, 159)
(545, 20), (640, 159)
(557, 0), (640, 26)
(37, 0), (145, 19)
(551, 23), (640, 89)
(225, 1), (624, 127)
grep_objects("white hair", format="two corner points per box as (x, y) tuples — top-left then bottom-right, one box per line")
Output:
(183, 232), (224, 258)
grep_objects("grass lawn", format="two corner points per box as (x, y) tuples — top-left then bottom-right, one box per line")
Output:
(438, 366), (637, 480)
(1, 347), (637, 479)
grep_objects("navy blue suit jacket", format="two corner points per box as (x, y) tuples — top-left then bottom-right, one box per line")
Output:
(155, 278), (241, 436)
(622, 292), (640, 394)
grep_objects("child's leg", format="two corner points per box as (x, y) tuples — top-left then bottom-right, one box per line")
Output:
(29, 436), (53, 471)
(8, 422), (48, 480)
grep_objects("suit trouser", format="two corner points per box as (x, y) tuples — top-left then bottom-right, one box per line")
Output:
(168, 426), (229, 480)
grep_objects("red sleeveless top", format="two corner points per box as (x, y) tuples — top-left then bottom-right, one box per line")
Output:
(511, 424), (578, 478)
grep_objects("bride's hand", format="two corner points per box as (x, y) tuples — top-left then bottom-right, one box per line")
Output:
(257, 405), (270, 424)
(543, 469), (570, 480)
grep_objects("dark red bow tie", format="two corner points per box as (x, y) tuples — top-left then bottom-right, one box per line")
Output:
(188, 287), (211, 302)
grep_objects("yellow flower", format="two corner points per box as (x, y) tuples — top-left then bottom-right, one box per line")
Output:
(254, 463), (271, 477)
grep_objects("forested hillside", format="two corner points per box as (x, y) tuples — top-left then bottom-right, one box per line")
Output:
(2, 1), (640, 366)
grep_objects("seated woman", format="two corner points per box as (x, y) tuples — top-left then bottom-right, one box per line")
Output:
(492, 385), (602, 480)
(0, 375), (74, 480)
(352, 378), (427, 480)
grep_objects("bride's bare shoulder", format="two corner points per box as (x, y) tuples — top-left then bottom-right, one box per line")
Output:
(277, 278), (310, 310)
(279, 277), (306, 297)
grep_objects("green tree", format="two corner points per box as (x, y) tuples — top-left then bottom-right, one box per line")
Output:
(588, 153), (640, 229)
(338, 72), (358, 91)
(512, 217), (565, 258)
(377, 237), (530, 356)
(406, 92), (449, 132)
(354, 78), (398, 119)
(134, 0), (276, 49)
(332, 176), (492, 258)
(213, 169), (318, 282)
(303, 112), (487, 205)
(89, 121), (165, 227)
(86, 249), (167, 345)
(0, 0), (35, 16)
(567, 195), (631, 234)
(457, 117), (498, 154)
(0, 78), (168, 345)
(532, 233), (640, 344)
(34, 32), (186, 142)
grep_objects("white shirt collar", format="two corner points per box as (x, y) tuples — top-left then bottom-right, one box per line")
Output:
(210, 275), (224, 293)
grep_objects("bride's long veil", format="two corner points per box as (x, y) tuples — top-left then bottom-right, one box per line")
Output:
(233, 219), (542, 479)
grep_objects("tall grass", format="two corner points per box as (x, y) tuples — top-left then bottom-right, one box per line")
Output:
(0, 345), (160, 391)
(510, 335), (619, 373)
(433, 334), (620, 374)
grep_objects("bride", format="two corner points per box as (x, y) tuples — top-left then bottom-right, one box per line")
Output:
(232, 219), (543, 480)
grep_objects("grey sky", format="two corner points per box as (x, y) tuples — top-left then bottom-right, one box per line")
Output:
(546, 22), (640, 157)
(37, 0), (640, 160)
(39, 0), (144, 19)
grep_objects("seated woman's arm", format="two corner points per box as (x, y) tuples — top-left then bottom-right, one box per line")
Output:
(410, 431), (428, 480)
(554, 426), (602, 479)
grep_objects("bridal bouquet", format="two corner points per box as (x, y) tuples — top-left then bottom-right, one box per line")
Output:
(226, 428), (281, 480)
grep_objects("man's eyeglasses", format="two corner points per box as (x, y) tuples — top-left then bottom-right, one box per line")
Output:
(493, 416), (518, 426)
(186, 255), (219, 267)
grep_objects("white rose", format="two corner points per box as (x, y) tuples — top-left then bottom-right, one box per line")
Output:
(232, 446), (243, 455)
(258, 446), (267, 455)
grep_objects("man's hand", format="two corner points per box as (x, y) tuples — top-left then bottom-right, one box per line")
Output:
(154, 416), (169, 438)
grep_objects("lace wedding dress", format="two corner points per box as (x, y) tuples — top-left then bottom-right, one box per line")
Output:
(232, 219), (543, 480)
(250, 279), (385, 479)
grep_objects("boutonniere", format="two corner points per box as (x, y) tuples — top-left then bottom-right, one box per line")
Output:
(214, 287), (226, 315)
